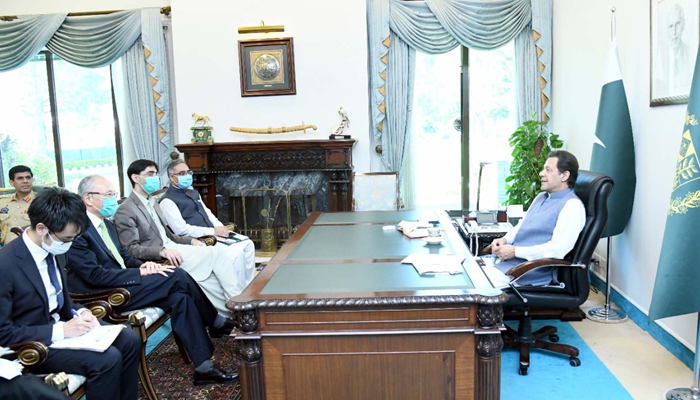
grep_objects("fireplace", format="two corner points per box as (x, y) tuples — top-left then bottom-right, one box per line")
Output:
(175, 139), (356, 248)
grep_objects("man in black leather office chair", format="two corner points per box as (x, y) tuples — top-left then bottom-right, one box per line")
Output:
(497, 170), (614, 375)
(491, 151), (586, 286)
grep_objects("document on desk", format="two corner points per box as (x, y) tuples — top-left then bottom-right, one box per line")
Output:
(397, 220), (433, 239)
(216, 233), (250, 245)
(50, 325), (125, 352)
(402, 254), (465, 275)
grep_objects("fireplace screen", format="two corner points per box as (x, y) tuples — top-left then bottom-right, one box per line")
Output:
(228, 187), (316, 253)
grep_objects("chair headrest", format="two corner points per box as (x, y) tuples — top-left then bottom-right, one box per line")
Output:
(574, 170), (614, 217)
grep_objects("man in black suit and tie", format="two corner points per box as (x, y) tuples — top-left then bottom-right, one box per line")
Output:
(0, 187), (141, 400)
(65, 175), (237, 385)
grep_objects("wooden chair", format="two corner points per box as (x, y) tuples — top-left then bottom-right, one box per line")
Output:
(352, 172), (400, 211)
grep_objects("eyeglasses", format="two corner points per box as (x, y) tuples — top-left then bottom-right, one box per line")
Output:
(88, 191), (118, 198)
(172, 170), (193, 177)
(50, 231), (82, 243)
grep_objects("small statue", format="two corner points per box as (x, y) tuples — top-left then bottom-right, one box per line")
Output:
(192, 112), (211, 127)
(330, 107), (350, 139)
(191, 112), (213, 144)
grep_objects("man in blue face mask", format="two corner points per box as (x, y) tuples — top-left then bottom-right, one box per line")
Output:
(64, 175), (238, 386)
(0, 187), (142, 400)
(159, 158), (255, 293)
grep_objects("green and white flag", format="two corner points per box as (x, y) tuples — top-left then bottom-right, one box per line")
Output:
(649, 45), (700, 321)
(590, 39), (636, 238)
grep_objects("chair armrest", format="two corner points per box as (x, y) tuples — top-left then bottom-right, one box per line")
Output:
(69, 288), (131, 308)
(225, 223), (237, 232)
(482, 245), (492, 255)
(5, 341), (49, 366)
(197, 235), (217, 246)
(79, 299), (130, 324)
(11, 226), (25, 237)
(506, 258), (573, 278)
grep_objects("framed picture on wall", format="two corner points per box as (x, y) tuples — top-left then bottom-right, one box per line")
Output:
(650, 0), (699, 106)
(238, 37), (296, 97)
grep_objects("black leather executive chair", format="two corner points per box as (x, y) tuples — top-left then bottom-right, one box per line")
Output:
(500, 170), (614, 375)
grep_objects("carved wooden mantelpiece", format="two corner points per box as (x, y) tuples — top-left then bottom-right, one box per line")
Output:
(175, 139), (357, 215)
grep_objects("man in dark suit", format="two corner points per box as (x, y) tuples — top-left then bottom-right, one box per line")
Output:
(65, 175), (237, 385)
(0, 187), (141, 400)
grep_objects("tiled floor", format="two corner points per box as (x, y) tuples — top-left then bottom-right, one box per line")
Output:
(574, 290), (693, 400)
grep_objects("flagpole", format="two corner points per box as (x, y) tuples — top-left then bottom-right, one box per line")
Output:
(587, 7), (629, 324)
(663, 314), (700, 399)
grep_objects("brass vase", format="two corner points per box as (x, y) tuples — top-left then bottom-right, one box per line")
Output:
(261, 228), (277, 253)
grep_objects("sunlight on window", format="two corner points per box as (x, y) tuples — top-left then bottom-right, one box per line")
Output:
(53, 57), (120, 193)
(469, 42), (518, 211)
(0, 54), (58, 186)
(410, 48), (462, 210)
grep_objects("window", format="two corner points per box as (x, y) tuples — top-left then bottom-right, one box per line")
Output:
(0, 51), (123, 193)
(409, 43), (518, 211)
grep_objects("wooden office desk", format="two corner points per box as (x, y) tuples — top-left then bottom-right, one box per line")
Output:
(228, 210), (507, 400)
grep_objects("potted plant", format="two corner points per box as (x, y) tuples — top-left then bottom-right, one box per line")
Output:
(504, 117), (564, 210)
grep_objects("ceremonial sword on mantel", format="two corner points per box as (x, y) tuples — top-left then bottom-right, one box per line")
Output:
(229, 122), (317, 134)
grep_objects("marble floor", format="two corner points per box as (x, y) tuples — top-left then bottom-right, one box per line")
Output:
(574, 290), (694, 400)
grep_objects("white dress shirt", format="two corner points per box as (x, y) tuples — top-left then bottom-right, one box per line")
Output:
(159, 190), (223, 238)
(21, 232), (65, 342)
(503, 196), (586, 261)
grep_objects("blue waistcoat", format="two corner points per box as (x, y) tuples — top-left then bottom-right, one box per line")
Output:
(497, 188), (580, 286)
(160, 186), (214, 228)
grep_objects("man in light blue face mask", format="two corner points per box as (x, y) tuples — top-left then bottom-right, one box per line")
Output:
(159, 158), (256, 296)
(64, 175), (239, 385)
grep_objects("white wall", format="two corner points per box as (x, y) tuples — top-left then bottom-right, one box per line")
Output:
(170, 0), (371, 172)
(553, 0), (698, 351)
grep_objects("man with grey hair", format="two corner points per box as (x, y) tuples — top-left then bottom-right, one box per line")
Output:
(160, 158), (255, 293)
(67, 175), (239, 385)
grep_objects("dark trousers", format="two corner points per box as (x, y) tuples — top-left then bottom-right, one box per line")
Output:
(121, 268), (216, 366)
(0, 375), (71, 400)
(34, 328), (141, 400)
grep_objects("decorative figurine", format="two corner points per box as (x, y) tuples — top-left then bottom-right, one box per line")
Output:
(329, 107), (350, 139)
(191, 112), (213, 144)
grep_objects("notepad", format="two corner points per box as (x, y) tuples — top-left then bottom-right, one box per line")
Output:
(402, 254), (465, 275)
(50, 325), (125, 353)
(0, 358), (23, 380)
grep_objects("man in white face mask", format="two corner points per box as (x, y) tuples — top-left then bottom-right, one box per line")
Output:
(0, 187), (142, 400)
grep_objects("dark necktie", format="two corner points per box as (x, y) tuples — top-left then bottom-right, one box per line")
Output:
(45, 254), (64, 312)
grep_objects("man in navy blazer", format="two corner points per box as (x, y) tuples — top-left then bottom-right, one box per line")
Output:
(0, 187), (141, 400)
(65, 175), (238, 385)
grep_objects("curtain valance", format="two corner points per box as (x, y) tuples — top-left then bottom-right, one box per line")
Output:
(0, 10), (140, 71)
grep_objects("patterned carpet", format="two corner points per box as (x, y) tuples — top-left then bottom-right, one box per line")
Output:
(138, 333), (241, 400)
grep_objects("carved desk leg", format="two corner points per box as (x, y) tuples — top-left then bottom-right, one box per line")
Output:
(235, 309), (264, 400)
(475, 304), (504, 400)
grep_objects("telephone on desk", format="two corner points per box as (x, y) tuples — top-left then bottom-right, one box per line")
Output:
(464, 211), (512, 234)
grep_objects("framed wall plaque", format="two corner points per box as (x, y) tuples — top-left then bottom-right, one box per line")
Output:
(238, 37), (296, 97)
(650, 0), (699, 106)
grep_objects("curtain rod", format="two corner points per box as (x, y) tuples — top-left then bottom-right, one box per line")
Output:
(0, 6), (170, 21)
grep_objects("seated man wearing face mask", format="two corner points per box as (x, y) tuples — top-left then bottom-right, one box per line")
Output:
(159, 158), (255, 293)
(114, 160), (250, 323)
(65, 175), (238, 385)
(0, 187), (141, 400)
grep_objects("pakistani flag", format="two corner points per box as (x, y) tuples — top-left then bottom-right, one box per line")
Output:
(590, 39), (636, 238)
(649, 44), (700, 321)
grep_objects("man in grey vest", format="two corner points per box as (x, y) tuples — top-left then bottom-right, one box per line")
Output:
(159, 158), (255, 293)
(491, 150), (586, 286)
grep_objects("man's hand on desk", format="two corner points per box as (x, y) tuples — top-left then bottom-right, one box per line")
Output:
(493, 244), (516, 261)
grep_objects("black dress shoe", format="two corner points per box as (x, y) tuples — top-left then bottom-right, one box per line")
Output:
(209, 320), (236, 339)
(193, 366), (239, 386)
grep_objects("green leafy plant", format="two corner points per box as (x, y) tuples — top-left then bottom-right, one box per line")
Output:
(504, 116), (564, 210)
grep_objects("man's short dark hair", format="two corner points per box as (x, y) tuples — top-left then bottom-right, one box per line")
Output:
(28, 187), (89, 233)
(126, 159), (159, 187)
(9, 165), (32, 181)
(548, 150), (579, 188)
